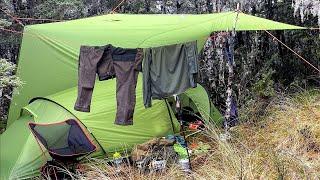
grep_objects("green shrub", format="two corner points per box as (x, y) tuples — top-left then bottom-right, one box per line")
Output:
(252, 69), (276, 98)
(0, 59), (23, 132)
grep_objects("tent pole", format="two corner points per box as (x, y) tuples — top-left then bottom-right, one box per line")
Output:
(165, 99), (176, 133)
(175, 95), (193, 171)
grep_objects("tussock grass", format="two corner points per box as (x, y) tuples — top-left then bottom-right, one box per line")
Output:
(39, 90), (320, 180)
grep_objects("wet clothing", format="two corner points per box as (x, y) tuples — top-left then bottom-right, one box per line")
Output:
(74, 45), (143, 125)
(74, 45), (114, 113)
(112, 49), (142, 125)
(143, 41), (198, 108)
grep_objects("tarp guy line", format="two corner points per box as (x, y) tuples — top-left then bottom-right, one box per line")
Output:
(245, 12), (320, 73)
(111, 0), (127, 14)
(0, 8), (24, 26)
(264, 30), (320, 73)
(245, 11), (320, 73)
(0, 0), (126, 24)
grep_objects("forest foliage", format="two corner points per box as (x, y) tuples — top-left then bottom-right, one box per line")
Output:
(0, 59), (22, 131)
(0, 0), (319, 129)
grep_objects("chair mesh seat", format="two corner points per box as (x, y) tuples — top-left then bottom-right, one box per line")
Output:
(51, 145), (92, 155)
(29, 119), (96, 160)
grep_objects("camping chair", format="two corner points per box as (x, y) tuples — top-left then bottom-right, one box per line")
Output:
(29, 119), (96, 178)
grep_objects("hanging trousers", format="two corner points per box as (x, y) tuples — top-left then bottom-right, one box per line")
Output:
(74, 45), (143, 125)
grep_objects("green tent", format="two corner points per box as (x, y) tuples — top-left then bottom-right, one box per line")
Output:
(1, 76), (218, 179)
(1, 11), (304, 179)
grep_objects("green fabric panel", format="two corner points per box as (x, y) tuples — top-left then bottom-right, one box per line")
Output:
(210, 102), (224, 126)
(0, 114), (34, 180)
(46, 76), (180, 153)
(173, 84), (222, 124)
(7, 28), (78, 126)
(23, 12), (305, 48)
(7, 12), (304, 127)
(184, 86), (210, 118)
(180, 94), (199, 113)
(8, 134), (45, 180)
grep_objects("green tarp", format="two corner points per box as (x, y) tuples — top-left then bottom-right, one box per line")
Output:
(7, 12), (304, 126)
(1, 11), (305, 179)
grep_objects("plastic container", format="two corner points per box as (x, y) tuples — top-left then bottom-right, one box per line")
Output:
(179, 159), (191, 172)
(136, 159), (147, 171)
(113, 152), (123, 172)
(151, 160), (167, 171)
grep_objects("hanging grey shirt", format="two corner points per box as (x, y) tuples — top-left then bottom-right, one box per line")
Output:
(143, 41), (198, 108)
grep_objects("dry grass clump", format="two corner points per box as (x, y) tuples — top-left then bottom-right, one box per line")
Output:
(76, 158), (186, 180)
(226, 89), (320, 179)
(40, 90), (320, 180)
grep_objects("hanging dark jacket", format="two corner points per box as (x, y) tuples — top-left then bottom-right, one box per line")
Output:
(143, 41), (198, 108)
